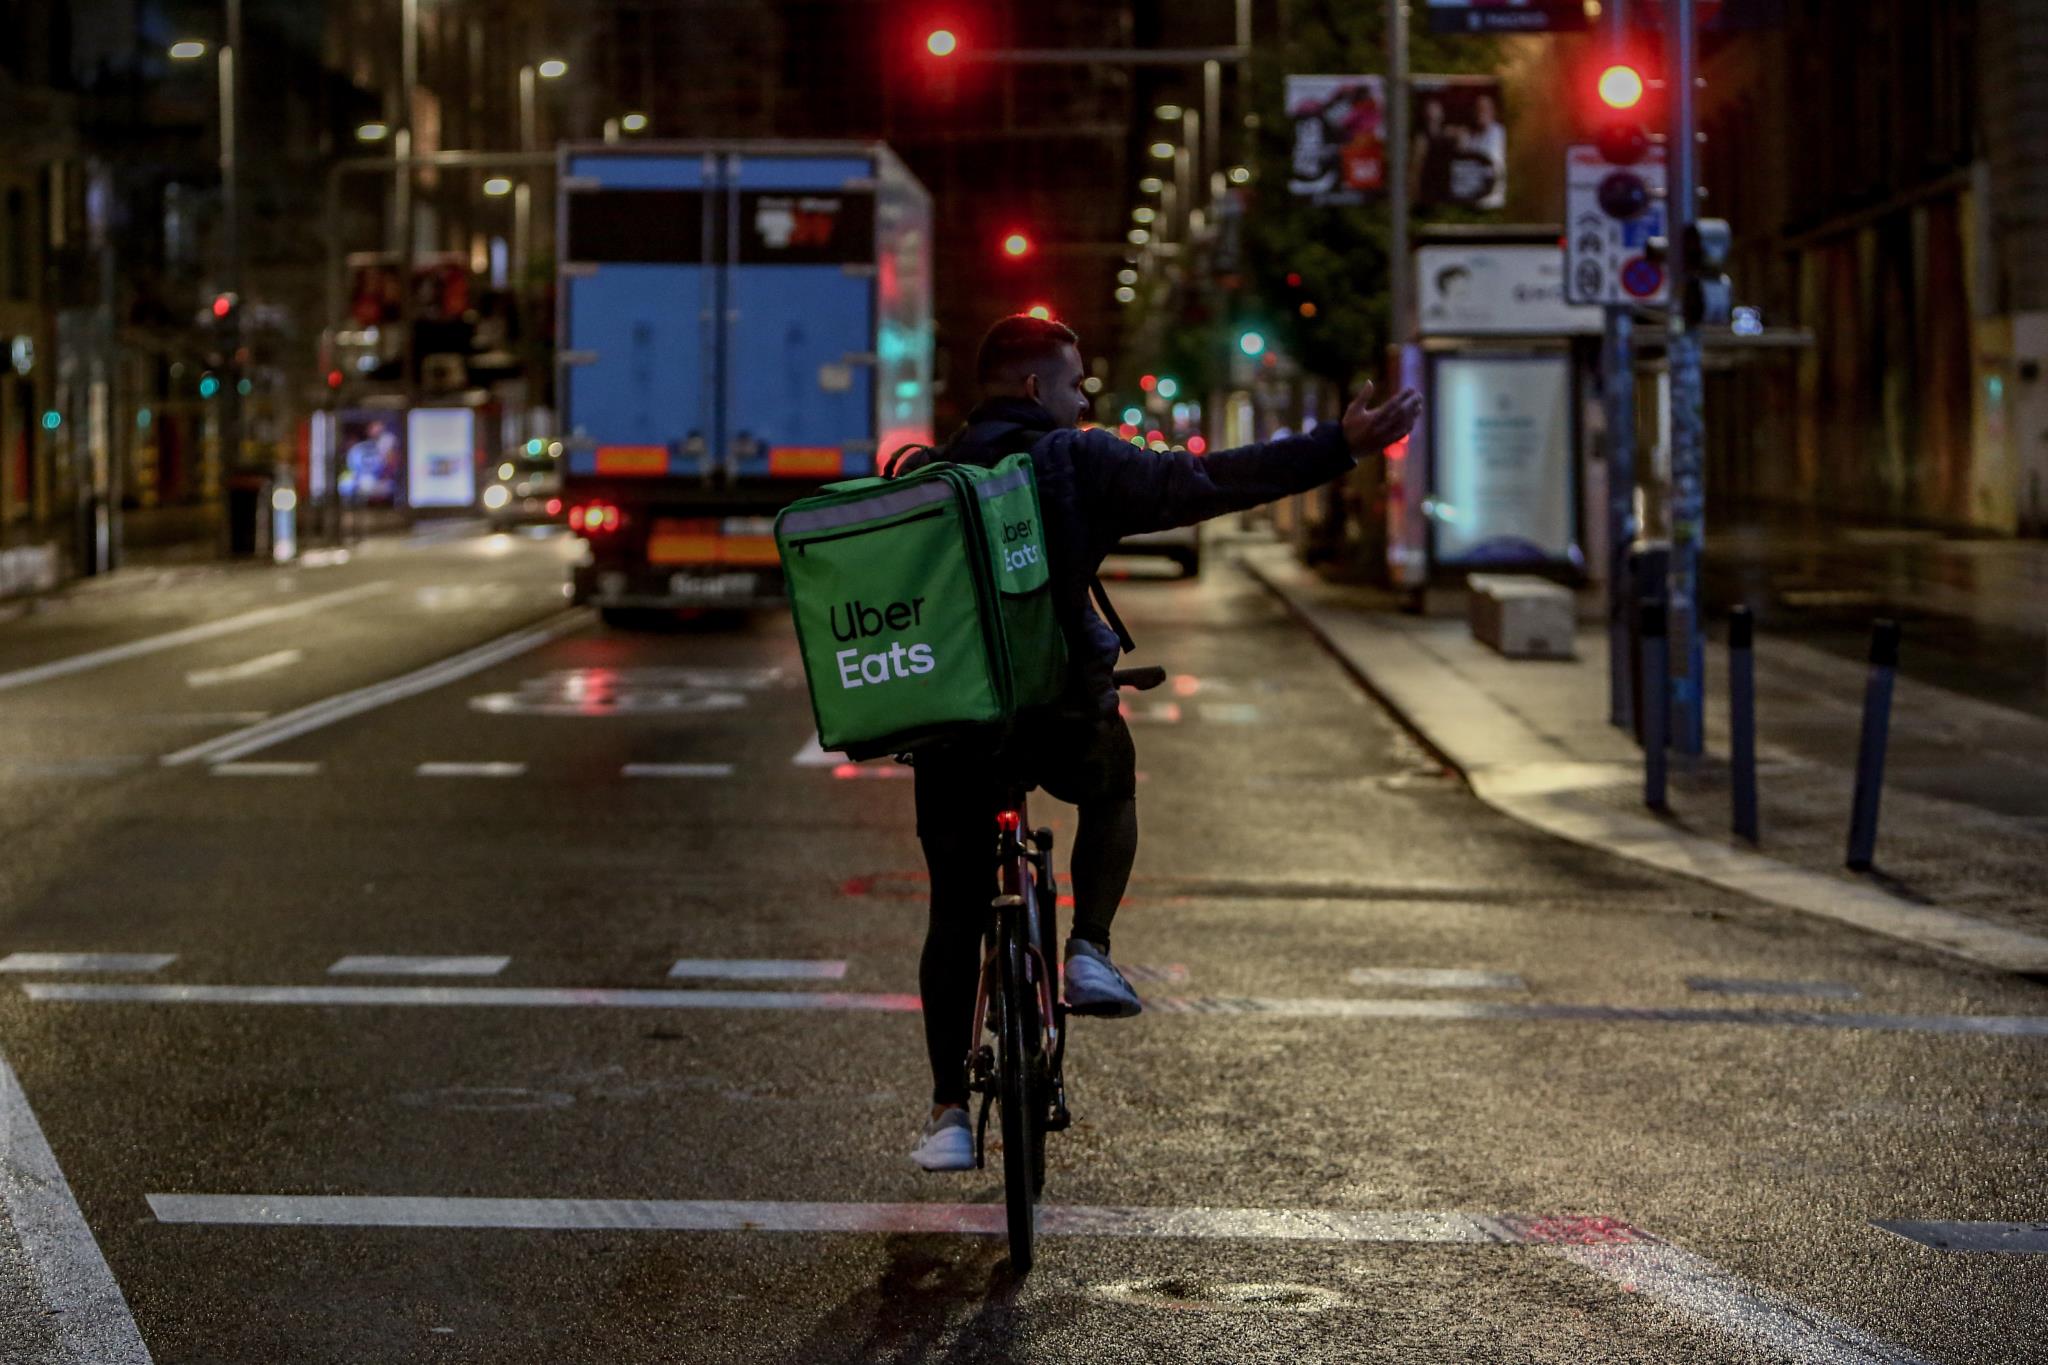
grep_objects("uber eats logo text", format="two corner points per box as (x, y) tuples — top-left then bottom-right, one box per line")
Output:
(1003, 519), (1040, 572)
(829, 597), (935, 688)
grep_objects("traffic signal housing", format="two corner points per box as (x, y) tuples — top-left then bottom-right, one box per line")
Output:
(1583, 52), (1661, 167)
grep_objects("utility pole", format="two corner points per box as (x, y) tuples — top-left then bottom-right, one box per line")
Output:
(1386, 0), (1411, 351)
(1664, 0), (1706, 755)
(219, 0), (243, 478)
(1603, 0), (1637, 728)
(397, 0), (420, 478)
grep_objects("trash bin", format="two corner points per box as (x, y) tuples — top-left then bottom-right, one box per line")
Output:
(1625, 540), (1671, 747)
(225, 473), (271, 558)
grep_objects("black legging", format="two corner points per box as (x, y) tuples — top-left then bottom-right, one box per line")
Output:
(917, 793), (1138, 1107)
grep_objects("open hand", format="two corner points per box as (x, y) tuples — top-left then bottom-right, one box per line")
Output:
(1341, 383), (1424, 456)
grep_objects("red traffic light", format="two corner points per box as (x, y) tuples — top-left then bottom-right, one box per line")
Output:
(1002, 232), (1031, 259)
(926, 28), (957, 57)
(1597, 64), (1645, 110)
(211, 293), (234, 319)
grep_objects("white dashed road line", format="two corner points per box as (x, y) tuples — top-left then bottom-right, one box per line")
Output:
(1686, 977), (1863, 1000)
(0, 582), (389, 695)
(161, 611), (583, 767)
(211, 761), (322, 778)
(668, 959), (849, 981)
(24, 983), (922, 1011)
(416, 762), (527, 778)
(328, 956), (512, 977)
(185, 649), (304, 688)
(1347, 967), (1526, 991)
(1873, 1220), (2048, 1254)
(0, 1049), (153, 1364)
(0, 953), (176, 974)
(622, 763), (734, 778)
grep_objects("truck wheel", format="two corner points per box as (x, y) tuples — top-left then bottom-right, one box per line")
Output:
(600, 607), (656, 630)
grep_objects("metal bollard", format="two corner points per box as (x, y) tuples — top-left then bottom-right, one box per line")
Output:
(1729, 606), (1759, 843)
(1640, 597), (1669, 811)
(1845, 619), (1902, 872)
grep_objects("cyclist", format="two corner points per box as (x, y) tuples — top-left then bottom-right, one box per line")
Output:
(908, 314), (1422, 1170)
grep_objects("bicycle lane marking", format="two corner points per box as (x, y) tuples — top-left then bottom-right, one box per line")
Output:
(139, 1197), (1926, 1363)
(0, 1048), (152, 1364)
(0, 582), (391, 695)
(159, 610), (584, 767)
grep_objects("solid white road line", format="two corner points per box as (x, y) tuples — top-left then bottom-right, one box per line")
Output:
(1873, 1220), (2048, 1254)
(0, 1050), (153, 1364)
(0, 953), (175, 974)
(142, 1195), (1502, 1241)
(327, 955), (511, 977)
(416, 762), (526, 778)
(1686, 977), (1862, 1000)
(668, 959), (849, 981)
(1552, 1236), (1930, 1364)
(210, 761), (321, 777)
(23, 982), (2048, 1037)
(622, 763), (734, 778)
(0, 582), (389, 695)
(184, 648), (304, 689)
(1347, 967), (1527, 991)
(0, 758), (146, 778)
(162, 611), (583, 767)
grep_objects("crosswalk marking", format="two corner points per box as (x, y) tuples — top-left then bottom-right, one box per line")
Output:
(328, 956), (511, 977)
(0, 953), (176, 974)
(668, 959), (848, 981)
(1873, 1220), (2048, 1254)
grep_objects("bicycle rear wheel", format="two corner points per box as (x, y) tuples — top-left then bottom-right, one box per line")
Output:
(997, 925), (1039, 1273)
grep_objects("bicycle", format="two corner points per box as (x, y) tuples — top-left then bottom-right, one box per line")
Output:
(966, 664), (1165, 1274)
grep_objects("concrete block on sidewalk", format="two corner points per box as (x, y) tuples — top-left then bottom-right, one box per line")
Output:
(1467, 574), (1576, 661)
(0, 544), (59, 600)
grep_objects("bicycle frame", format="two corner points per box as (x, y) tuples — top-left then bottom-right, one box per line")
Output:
(965, 792), (1067, 1169)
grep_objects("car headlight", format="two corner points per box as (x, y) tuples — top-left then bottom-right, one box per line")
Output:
(482, 484), (511, 510)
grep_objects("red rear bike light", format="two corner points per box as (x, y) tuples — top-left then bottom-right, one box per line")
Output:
(995, 810), (1022, 832)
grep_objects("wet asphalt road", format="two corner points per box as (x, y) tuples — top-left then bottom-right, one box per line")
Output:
(0, 526), (2043, 1363)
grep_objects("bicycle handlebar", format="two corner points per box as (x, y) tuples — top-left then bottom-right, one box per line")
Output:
(1113, 666), (1167, 693)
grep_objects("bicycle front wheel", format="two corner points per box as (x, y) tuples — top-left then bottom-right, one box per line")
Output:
(997, 926), (1039, 1273)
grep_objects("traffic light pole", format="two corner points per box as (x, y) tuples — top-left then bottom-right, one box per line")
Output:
(1603, 0), (1637, 730)
(1665, 0), (1706, 755)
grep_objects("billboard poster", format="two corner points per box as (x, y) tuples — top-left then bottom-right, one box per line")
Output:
(405, 407), (477, 509)
(1286, 75), (1387, 205)
(1417, 244), (1600, 336)
(1426, 0), (1588, 33)
(1289, 75), (1505, 209)
(1430, 354), (1576, 566)
(335, 409), (403, 507)
(1410, 76), (1507, 209)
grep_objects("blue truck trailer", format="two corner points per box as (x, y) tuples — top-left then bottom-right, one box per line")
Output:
(555, 141), (933, 613)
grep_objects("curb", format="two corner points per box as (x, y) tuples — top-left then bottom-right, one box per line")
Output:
(1239, 548), (2048, 978)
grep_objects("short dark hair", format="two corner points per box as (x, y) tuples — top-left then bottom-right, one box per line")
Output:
(976, 314), (1080, 386)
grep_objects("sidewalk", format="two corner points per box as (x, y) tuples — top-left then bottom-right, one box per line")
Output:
(1240, 542), (2048, 976)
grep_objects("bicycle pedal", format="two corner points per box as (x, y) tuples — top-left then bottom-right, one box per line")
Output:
(1047, 1107), (1072, 1132)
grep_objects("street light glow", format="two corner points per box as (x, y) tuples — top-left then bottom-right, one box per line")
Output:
(926, 29), (958, 57)
(1228, 165), (1252, 184)
(1139, 177), (1164, 194)
(1117, 269), (1137, 285)
(1150, 142), (1176, 160)
(621, 112), (649, 132)
(1127, 228), (1150, 245)
(537, 58), (568, 79)
(1155, 104), (1183, 120)
(356, 122), (390, 142)
(1116, 286), (1137, 304)
(168, 40), (207, 60)
(483, 177), (513, 196)
(1132, 206), (1156, 224)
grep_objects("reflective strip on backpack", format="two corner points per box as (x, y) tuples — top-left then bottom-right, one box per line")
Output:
(778, 479), (952, 537)
(973, 466), (1031, 501)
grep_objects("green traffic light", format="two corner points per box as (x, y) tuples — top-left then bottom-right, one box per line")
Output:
(198, 375), (220, 398)
(1155, 376), (1180, 400)
(1239, 330), (1266, 357)
(40, 410), (60, 431)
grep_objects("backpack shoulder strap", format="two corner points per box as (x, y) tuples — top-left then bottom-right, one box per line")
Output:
(882, 442), (934, 479)
(1089, 576), (1136, 655)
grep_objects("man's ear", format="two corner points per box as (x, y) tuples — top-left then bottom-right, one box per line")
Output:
(1023, 372), (1041, 402)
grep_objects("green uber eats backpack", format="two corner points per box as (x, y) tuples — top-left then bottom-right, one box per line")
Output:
(776, 447), (1067, 761)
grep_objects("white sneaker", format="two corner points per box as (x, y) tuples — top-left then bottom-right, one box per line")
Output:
(910, 1107), (975, 1172)
(1064, 939), (1143, 1018)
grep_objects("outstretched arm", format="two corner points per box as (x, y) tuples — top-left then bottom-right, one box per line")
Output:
(1082, 383), (1423, 538)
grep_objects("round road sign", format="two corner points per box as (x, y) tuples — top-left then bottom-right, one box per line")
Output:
(1620, 256), (1665, 299)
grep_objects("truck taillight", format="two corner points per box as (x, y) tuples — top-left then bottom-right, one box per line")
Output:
(570, 502), (623, 534)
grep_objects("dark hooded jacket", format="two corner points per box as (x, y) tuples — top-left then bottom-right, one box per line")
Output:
(904, 396), (1356, 714)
